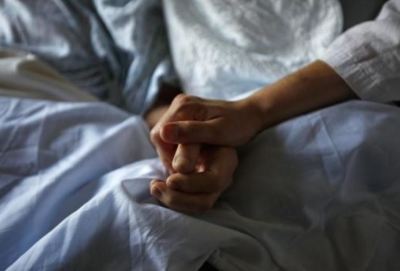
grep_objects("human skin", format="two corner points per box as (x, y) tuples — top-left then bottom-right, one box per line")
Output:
(147, 60), (355, 213)
(145, 85), (238, 214)
(149, 146), (238, 214)
(152, 60), (356, 169)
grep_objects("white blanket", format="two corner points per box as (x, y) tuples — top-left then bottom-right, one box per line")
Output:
(1, 97), (400, 270)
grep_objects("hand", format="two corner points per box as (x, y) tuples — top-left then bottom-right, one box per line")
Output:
(150, 94), (261, 172)
(149, 146), (238, 214)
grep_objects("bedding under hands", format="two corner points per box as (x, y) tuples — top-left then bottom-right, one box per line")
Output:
(1, 98), (400, 270)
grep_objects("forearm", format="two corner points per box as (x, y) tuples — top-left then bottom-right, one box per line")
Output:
(151, 61), (356, 150)
(247, 60), (356, 132)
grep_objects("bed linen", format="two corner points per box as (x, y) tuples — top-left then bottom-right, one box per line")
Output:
(1, 0), (400, 271)
(0, 53), (399, 271)
(0, 0), (175, 114)
(322, 0), (400, 104)
(1, 97), (400, 271)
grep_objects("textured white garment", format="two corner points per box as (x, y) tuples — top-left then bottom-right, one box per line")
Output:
(163, 0), (343, 100)
(322, 0), (400, 103)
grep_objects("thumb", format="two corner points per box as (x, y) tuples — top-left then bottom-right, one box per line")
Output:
(161, 120), (223, 145)
(172, 144), (201, 173)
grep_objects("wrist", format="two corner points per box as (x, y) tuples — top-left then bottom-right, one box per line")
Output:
(238, 96), (271, 136)
(242, 60), (355, 133)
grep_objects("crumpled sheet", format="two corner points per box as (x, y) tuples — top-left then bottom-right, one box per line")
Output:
(1, 0), (400, 270)
(0, 0), (175, 114)
(1, 98), (399, 271)
(163, 0), (343, 100)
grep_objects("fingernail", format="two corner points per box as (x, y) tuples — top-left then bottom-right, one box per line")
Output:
(167, 179), (179, 190)
(151, 186), (162, 198)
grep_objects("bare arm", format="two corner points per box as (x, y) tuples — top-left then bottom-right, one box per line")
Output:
(249, 60), (356, 133)
(157, 60), (356, 147)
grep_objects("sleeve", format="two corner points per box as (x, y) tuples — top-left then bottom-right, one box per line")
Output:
(321, 0), (400, 103)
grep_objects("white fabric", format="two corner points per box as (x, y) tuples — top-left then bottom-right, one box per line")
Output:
(1, 48), (400, 270)
(2, 2), (400, 270)
(0, 0), (176, 114)
(322, 0), (400, 103)
(1, 97), (400, 270)
(163, 0), (343, 100)
(207, 101), (400, 270)
(0, 49), (97, 102)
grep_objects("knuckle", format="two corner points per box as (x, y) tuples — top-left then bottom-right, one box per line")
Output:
(173, 95), (208, 121)
(174, 94), (201, 107)
(174, 94), (191, 105)
(193, 105), (207, 121)
(149, 129), (160, 144)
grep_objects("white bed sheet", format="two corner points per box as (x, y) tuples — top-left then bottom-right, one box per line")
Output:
(1, 97), (400, 270)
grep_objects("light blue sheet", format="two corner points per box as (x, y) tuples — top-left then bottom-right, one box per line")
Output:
(0, 0), (175, 114)
(1, 98), (399, 270)
(0, 0), (399, 270)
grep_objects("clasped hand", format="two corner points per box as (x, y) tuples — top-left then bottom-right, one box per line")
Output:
(149, 94), (261, 214)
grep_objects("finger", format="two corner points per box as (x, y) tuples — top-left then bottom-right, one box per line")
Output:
(166, 172), (224, 194)
(150, 96), (208, 171)
(205, 147), (238, 176)
(172, 144), (201, 173)
(150, 180), (165, 198)
(167, 147), (238, 194)
(151, 133), (176, 172)
(161, 119), (225, 145)
(150, 180), (217, 214)
(169, 94), (207, 121)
